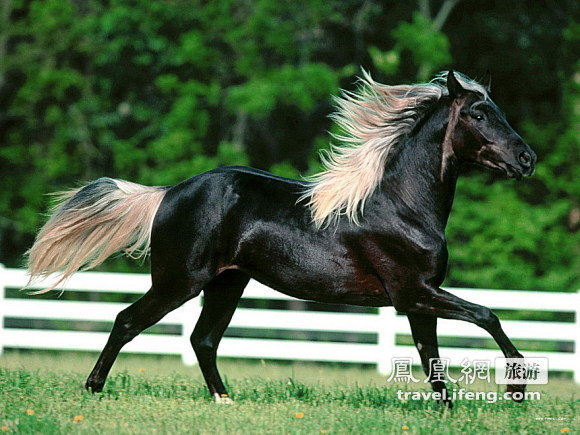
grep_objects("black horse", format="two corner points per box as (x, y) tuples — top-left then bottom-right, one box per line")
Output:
(27, 71), (536, 406)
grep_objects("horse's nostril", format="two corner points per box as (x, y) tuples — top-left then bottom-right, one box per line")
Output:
(518, 151), (532, 167)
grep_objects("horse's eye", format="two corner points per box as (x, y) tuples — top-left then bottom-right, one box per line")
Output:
(473, 114), (485, 122)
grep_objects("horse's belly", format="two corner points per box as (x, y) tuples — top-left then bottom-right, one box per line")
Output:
(231, 217), (392, 307)
(246, 268), (392, 307)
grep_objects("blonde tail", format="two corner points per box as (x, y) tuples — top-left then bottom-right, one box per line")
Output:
(26, 177), (167, 293)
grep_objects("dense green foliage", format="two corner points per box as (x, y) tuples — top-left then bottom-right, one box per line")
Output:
(0, 353), (578, 433)
(0, 0), (577, 290)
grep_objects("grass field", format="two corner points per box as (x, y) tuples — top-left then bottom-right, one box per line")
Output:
(0, 351), (577, 434)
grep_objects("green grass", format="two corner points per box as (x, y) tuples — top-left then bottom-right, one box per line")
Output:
(0, 351), (577, 434)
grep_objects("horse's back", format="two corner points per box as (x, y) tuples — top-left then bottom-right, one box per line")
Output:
(156, 166), (307, 224)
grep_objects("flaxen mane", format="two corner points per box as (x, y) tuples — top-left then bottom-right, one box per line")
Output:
(301, 71), (488, 228)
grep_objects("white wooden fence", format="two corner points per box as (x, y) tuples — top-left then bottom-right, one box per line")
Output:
(1, 265), (578, 382)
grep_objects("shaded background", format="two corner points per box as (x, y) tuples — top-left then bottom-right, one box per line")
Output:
(0, 0), (577, 291)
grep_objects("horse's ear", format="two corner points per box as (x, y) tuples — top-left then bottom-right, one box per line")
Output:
(447, 69), (464, 98)
(480, 70), (492, 92)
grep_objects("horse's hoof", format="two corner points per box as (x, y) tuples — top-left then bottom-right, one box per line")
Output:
(214, 393), (234, 404)
(85, 378), (104, 393)
(507, 384), (526, 402)
(435, 398), (453, 409)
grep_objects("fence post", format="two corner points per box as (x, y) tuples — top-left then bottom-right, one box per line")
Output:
(377, 306), (397, 375)
(0, 264), (6, 356)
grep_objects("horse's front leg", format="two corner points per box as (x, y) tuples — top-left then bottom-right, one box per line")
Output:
(406, 313), (452, 408)
(400, 287), (525, 402)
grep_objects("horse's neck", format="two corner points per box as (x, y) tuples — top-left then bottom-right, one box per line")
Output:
(378, 102), (459, 229)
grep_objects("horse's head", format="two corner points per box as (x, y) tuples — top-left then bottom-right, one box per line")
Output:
(447, 71), (536, 179)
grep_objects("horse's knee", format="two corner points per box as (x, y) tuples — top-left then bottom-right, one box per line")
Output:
(190, 334), (216, 357)
(474, 306), (501, 331)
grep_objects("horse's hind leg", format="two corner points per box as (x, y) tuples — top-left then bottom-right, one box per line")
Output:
(85, 284), (197, 393)
(190, 270), (249, 403)
(406, 313), (452, 408)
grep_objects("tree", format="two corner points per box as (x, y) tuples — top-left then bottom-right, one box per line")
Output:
(369, 0), (459, 80)
(0, 0), (576, 291)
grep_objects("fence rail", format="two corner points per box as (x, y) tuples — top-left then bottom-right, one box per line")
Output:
(1, 265), (578, 382)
